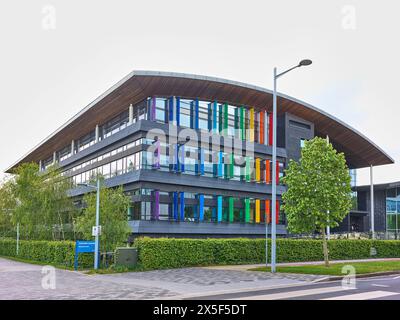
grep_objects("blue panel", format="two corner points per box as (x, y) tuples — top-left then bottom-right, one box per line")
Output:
(176, 97), (180, 126)
(179, 192), (185, 221)
(173, 192), (178, 220)
(194, 98), (199, 130)
(198, 194), (204, 221)
(168, 96), (174, 122)
(190, 100), (194, 129)
(217, 196), (223, 222)
(218, 151), (223, 177)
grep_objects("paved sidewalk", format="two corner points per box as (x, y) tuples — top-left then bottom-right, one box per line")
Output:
(205, 258), (400, 272)
(0, 257), (323, 300)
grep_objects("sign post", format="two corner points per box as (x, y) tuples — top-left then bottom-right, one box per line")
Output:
(74, 240), (96, 270)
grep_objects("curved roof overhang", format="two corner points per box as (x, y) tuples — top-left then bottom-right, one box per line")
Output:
(6, 70), (394, 173)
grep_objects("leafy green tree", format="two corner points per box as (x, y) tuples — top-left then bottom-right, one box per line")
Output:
(75, 182), (131, 253)
(282, 137), (352, 266)
(0, 177), (17, 236)
(9, 162), (77, 240)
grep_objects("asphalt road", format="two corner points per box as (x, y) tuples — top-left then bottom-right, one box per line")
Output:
(188, 274), (400, 300)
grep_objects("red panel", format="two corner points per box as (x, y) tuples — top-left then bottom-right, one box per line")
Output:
(276, 201), (280, 224)
(276, 160), (280, 184)
(268, 113), (273, 146)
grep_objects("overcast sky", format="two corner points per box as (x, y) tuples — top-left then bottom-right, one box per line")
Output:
(0, 0), (399, 186)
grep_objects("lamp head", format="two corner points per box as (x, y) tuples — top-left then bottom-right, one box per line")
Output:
(299, 59), (312, 67)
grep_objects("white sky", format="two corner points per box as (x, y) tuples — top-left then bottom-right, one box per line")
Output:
(0, 0), (399, 186)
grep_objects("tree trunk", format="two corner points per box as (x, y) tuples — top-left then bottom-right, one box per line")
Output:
(321, 227), (330, 267)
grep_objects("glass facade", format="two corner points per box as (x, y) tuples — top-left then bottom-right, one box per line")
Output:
(386, 188), (400, 232)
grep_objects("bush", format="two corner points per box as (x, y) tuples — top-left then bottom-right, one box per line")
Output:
(0, 238), (93, 268)
(134, 237), (400, 270)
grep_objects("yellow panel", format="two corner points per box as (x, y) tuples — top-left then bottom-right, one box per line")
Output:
(249, 108), (254, 142)
(255, 158), (261, 182)
(255, 199), (260, 223)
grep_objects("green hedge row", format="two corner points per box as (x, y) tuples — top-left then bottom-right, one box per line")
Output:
(134, 237), (400, 270)
(0, 238), (93, 268)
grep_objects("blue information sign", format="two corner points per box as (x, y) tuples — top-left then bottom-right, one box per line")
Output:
(74, 240), (96, 270)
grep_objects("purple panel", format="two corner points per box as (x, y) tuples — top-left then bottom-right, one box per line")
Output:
(151, 97), (156, 121)
(152, 190), (160, 220)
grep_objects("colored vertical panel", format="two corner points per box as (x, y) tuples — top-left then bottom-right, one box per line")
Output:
(265, 160), (271, 184)
(218, 151), (223, 177)
(198, 194), (204, 221)
(213, 101), (218, 133)
(245, 157), (251, 182)
(240, 107), (245, 140)
(268, 113), (273, 146)
(259, 111), (265, 144)
(173, 192), (178, 220)
(174, 144), (179, 172)
(217, 196), (223, 222)
(255, 158), (261, 182)
(168, 97), (174, 123)
(244, 198), (250, 223)
(255, 199), (260, 223)
(276, 160), (280, 184)
(223, 103), (228, 134)
(190, 101), (194, 129)
(179, 192), (185, 221)
(229, 153), (234, 179)
(265, 200), (271, 224)
(249, 108), (255, 142)
(276, 201), (280, 224)
(176, 97), (180, 126)
(229, 197), (234, 223)
(195, 98), (199, 130)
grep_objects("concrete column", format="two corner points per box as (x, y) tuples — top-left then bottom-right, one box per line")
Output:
(128, 104), (134, 124)
(370, 165), (375, 239)
(95, 125), (100, 143)
(71, 140), (75, 155)
(53, 151), (57, 165)
(38, 160), (42, 172)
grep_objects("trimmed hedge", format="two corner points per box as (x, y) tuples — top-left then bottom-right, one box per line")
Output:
(0, 238), (93, 268)
(134, 237), (400, 270)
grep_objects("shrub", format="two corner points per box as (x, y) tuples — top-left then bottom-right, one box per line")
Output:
(0, 238), (93, 268)
(134, 237), (400, 270)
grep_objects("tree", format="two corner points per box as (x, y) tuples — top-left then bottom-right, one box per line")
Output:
(75, 181), (131, 253)
(0, 177), (17, 236)
(282, 137), (352, 266)
(8, 162), (77, 240)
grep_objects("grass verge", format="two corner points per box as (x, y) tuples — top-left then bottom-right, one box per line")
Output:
(250, 260), (400, 276)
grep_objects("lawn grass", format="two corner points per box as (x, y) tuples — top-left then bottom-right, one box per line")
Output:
(250, 260), (400, 276)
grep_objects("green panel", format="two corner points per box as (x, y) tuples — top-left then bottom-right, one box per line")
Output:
(240, 107), (245, 140)
(223, 103), (228, 132)
(245, 157), (251, 182)
(244, 198), (250, 223)
(229, 197), (234, 223)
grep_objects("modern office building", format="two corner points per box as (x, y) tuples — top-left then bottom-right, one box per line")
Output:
(6, 71), (394, 238)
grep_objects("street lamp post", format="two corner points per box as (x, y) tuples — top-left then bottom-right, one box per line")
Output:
(270, 59), (312, 273)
